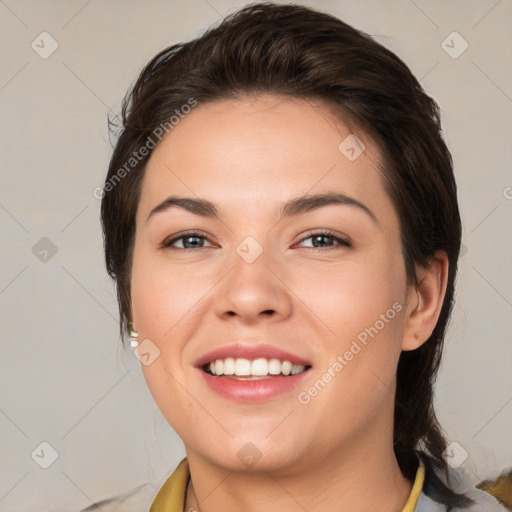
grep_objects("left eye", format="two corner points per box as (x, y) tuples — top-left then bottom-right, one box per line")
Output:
(295, 231), (351, 249)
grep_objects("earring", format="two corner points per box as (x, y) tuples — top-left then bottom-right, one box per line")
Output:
(414, 333), (419, 340)
(128, 322), (139, 348)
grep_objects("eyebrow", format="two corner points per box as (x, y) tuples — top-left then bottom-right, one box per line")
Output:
(146, 191), (378, 225)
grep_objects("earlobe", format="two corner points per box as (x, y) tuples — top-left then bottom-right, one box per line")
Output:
(401, 250), (449, 351)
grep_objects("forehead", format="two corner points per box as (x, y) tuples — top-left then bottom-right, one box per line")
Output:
(138, 94), (396, 226)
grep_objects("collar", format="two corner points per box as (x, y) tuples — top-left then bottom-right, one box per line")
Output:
(149, 456), (426, 511)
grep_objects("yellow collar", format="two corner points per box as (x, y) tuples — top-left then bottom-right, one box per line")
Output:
(150, 457), (425, 511)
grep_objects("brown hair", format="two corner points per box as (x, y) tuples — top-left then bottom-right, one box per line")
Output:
(101, 2), (470, 503)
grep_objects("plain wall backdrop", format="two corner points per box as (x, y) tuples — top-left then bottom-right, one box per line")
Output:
(0, 0), (511, 510)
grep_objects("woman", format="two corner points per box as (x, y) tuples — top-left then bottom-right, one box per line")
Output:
(98, 3), (507, 511)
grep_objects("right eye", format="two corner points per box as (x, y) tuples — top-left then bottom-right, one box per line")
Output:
(161, 231), (215, 251)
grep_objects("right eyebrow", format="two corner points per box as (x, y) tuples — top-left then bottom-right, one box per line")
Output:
(146, 196), (219, 224)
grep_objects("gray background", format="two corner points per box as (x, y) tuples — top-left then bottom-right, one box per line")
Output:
(1, 0), (511, 510)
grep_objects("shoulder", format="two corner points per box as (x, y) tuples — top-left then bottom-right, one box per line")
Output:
(416, 450), (508, 512)
(77, 481), (161, 511)
(77, 459), (189, 511)
(416, 488), (509, 511)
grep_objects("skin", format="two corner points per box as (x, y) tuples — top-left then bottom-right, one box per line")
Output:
(129, 94), (449, 512)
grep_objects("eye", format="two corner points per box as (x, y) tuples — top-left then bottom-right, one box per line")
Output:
(295, 230), (351, 250)
(161, 231), (214, 250)
(161, 230), (351, 251)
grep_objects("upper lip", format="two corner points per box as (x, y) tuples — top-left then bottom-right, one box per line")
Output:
(195, 343), (312, 368)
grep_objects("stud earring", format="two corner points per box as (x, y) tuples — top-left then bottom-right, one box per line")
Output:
(128, 322), (139, 348)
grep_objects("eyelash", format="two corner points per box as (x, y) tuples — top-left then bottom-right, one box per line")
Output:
(161, 230), (351, 251)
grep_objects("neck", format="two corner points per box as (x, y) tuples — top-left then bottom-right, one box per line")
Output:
(184, 424), (414, 512)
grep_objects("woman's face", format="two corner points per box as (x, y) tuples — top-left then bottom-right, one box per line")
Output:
(130, 94), (416, 473)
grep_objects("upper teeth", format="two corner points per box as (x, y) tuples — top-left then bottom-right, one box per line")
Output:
(208, 358), (307, 377)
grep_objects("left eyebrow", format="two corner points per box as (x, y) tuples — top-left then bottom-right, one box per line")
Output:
(280, 191), (378, 225)
(145, 191), (378, 225)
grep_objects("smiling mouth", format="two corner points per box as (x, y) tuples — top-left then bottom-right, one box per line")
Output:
(202, 357), (312, 379)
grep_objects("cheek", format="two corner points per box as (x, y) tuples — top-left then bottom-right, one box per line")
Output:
(130, 248), (202, 430)
(292, 248), (405, 341)
(130, 245), (195, 337)
(299, 247), (406, 395)
(298, 269), (405, 434)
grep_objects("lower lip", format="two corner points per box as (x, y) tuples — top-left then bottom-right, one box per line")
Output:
(198, 369), (311, 402)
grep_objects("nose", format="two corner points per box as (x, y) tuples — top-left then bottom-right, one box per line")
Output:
(213, 241), (293, 324)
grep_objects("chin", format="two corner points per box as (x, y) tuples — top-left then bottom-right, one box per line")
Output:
(191, 437), (304, 474)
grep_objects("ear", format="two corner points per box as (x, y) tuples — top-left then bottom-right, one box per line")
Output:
(402, 250), (449, 351)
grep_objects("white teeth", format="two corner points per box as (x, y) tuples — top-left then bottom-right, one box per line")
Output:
(223, 357), (235, 375)
(291, 364), (303, 375)
(268, 358), (282, 375)
(234, 358), (251, 376)
(251, 358), (268, 376)
(282, 361), (292, 376)
(205, 357), (308, 377)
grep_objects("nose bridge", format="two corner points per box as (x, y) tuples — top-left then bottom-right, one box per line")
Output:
(231, 232), (275, 294)
(213, 231), (292, 320)
(235, 234), (266, 266)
